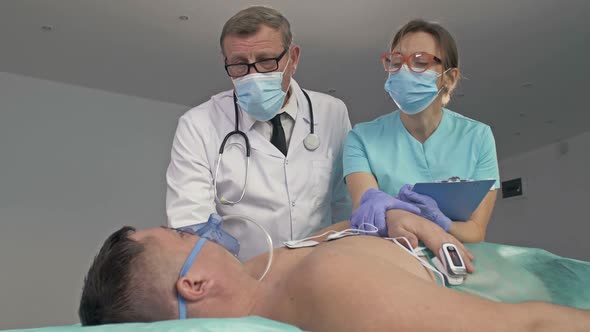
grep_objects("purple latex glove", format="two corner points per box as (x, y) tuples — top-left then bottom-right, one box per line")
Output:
(398, 184), (452, 231)
(351, 188), (421, 237)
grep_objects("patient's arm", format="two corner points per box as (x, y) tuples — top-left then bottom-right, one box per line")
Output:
(308, 212), (477, 273)
(296, 246), (590, 332)
(309, 214), (475, 272)
(386, 209), (475, 272)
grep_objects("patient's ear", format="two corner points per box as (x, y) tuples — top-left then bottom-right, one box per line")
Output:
(176, 275), (210, 302)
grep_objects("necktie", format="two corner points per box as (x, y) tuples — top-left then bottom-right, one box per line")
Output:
(270, 114), (288, 156)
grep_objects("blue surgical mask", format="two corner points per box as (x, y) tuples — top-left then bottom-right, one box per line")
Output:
(233, 62), (290, 121)
(384, 64), (447, 115)
(176, 213), (274, 319)
(178, 213), (240, 257)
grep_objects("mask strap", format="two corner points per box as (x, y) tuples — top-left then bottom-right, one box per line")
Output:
(438, 67), (454, 94)
(283, 55), (291, 73)
(282, 55), (293, 95)
(178, 237), (208, 319)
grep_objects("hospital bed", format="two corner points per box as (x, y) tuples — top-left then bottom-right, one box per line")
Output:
(4, 242), (590, 332)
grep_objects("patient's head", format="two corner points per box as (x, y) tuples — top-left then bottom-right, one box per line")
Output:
(79, 226), (251, 325)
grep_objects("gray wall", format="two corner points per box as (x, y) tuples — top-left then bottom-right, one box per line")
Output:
(0, 72), (188, 329)
(488, 131), (590, 261)
(1, 70), (589, 329)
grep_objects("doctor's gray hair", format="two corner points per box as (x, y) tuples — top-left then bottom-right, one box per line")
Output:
(79, 227), (176, 325)
(220, 6), (293, 54)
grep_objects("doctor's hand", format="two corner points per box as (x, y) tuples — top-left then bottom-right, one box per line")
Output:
(386, 209), (475, 273)
(398, 184), (452, 232)
(351, 188), (421, 237)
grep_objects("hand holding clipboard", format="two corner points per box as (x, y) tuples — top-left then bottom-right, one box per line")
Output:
(411, 178), (496, 221)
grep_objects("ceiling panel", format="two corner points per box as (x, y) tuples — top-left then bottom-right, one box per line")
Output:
(0, 0), (588, 159)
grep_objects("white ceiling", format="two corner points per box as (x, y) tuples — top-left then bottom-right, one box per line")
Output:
(1, 0), (588, 159)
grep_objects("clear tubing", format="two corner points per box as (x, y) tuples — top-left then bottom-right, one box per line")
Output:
(222, 214), (274, 281)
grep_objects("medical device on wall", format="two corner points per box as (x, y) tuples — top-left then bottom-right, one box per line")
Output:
(178, 213), (274, 281)
(213, 89), (319, 206)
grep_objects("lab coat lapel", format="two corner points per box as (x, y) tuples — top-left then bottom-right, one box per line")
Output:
(248, 130), (285, 158)
(233, 94), (285, 159)
(240, 110), (285, 158)
(287, 82), (314, 156)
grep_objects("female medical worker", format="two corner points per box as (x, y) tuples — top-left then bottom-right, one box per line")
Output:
(343, 19), (500, 244)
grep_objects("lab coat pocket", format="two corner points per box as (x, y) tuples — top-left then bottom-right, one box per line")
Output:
(311, 159), (333, 207)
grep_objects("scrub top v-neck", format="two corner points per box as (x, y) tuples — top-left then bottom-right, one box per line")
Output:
(343, 108), (500, 196)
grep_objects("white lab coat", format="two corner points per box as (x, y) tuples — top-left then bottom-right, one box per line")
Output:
(166, 80), (352, 259)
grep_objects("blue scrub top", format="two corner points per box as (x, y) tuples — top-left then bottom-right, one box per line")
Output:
(343, 109), (500, 197)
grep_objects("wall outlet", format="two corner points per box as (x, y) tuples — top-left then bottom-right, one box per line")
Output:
(501, 178), (525, 199)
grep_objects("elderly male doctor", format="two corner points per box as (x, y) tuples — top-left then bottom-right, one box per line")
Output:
(166, 6), (352, 259)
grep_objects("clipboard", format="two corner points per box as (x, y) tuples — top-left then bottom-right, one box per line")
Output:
(412, 179), (496, 221)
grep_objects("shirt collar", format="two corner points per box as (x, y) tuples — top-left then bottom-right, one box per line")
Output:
(280, 87), (298, 121)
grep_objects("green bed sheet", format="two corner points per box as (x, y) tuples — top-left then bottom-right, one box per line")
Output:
(428, 242), (590, 309)
(3, 316), (303, 332)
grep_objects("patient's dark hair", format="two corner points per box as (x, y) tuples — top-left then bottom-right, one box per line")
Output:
(78, 226), (175, 325)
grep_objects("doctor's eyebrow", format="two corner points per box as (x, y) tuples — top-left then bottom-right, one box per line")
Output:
(254, 51), (279, 59)
(227, 51), (280, 63)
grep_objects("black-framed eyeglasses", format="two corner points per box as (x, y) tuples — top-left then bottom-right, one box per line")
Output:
(225, 48), (288, 78)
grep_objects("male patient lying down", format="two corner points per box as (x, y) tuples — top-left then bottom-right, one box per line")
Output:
(79, 223), (590, 332)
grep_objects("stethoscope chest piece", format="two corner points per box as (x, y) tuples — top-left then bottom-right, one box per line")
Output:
(303, 133), (320, 151)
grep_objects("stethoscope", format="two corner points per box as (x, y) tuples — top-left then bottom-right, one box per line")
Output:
(213, 88), (320, 205)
